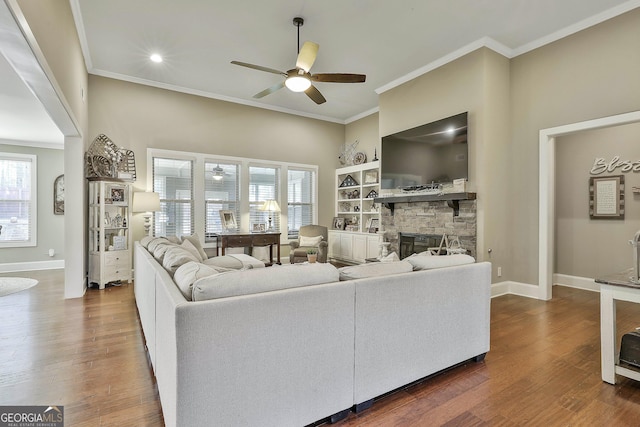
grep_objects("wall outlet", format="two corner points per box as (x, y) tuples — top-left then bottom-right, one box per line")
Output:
(497, 267), (502, 277)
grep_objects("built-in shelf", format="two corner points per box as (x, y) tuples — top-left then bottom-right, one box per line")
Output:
(374, 192), (476, 216)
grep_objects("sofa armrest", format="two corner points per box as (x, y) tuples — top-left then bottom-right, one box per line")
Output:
(317, 241), (328, 263)
(290, 240), (300, 250)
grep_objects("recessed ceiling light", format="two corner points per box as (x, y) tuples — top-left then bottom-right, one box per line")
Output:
(150, 53), (163, 63)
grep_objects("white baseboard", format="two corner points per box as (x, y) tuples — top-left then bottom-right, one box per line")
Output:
(491, 280), (541, 299)
(553, 273), (599, 292)
(0, 259), (65, 273)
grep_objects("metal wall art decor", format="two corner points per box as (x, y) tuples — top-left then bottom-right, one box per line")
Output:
(589, 175), (624, 219)
(85, 134), (136, 181)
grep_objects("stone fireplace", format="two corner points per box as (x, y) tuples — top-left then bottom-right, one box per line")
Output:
(380, 199), (476, 259)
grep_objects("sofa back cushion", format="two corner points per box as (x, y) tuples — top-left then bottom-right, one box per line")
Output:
(192, 262), (339, 301)
(406, 254), (475, 271)
(203, 254), (265, 270)
(162, 246), (200, 275)
(181, 233), (208, 260)
(338, 260), (413, 281)
(174, 261), (222, 300)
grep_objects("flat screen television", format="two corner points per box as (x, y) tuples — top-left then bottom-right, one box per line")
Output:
(381, 112), (468, 190)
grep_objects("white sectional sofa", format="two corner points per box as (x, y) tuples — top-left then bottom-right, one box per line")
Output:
(134, 238), (491, 426)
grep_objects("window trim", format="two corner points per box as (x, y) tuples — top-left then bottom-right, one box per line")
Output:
(0, 152), (37, 248)
(148, 148), (317, 244)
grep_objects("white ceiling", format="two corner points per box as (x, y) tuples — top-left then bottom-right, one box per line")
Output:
(1, 1), (638, 147)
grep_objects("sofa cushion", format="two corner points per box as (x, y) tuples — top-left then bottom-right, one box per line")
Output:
(162, 246), (200, 275)
(174, 261), (221, 300)
(140, 235), (155, 249)
(147, 237), (170, 253)
(181, 233), (208, 260)
(299, 235), (323, 247)
(406, 254), (475, 271)
(203, 254), (265, 270)
(192, 262), (339, 301)
(152, 241), (179, 262)
(338, 260), (413, 281)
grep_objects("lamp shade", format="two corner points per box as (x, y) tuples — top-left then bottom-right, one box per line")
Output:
(260, 199), (281, 212)
(133, 192), (161, 213)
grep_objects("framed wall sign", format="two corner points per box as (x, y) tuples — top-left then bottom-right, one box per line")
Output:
(589, 175), (624, 219)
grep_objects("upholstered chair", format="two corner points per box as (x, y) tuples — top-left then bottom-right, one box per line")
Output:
(289, 225), (329, 264)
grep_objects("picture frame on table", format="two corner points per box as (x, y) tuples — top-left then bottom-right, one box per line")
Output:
(252, 223), (266, 232)
(219, 210), (238, 230)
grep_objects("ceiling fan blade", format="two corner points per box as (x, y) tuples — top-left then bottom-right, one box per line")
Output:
(311, 73), (366, 83)
(231, 61), (286, 76)
(296, 41), (319, 72)
(253, 81), (285, 99)
(304, 85), (326, 105)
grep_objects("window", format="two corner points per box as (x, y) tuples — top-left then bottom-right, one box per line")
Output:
(0, 153), (37, 247)
(249, 166), (280, 231)
(287, 168), (315, 238)
(205, 161), (240, 233)
(152, 157), (193, 237)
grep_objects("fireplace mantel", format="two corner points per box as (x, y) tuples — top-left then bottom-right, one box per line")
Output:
(374, 192), (476, 216)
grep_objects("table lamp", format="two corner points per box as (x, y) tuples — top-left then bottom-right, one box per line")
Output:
(133, 192), (161, 236)
(259, 200), (281, 231)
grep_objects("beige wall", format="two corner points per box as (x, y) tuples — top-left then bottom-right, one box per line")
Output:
(510, 8), (640, 285)
(555, 122), (640, 278)
(378, 48), (511, 282)
(88, 75), (345, 244)
(344, 112), (380, 164)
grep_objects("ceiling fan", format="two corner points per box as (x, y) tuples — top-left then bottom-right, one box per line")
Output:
(231, 17), (366, 105)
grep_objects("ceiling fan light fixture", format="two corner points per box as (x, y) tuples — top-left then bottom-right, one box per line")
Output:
(285, 75), (311, 92)
(212, 164), (224, 180)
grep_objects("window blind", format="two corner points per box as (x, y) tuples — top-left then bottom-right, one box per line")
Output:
(204, 162), (240, 233)
(152, 157), (194, 237)
(249, 166), (280, 231)
(0, 154), (36, 246)
(287, 168), (315, 238)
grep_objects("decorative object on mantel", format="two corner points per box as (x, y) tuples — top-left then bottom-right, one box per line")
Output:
(85, 134), (136, 181)
(589, 175), (624, 219)
(372, 148), (378, 162)
(339, 174), (358, 187)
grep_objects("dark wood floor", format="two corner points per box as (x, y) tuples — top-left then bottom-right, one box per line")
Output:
(2, 270), (640, 426)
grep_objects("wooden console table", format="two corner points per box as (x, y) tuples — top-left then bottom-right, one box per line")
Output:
(596, 268), (640, 384)
(212, 232), (281, 266)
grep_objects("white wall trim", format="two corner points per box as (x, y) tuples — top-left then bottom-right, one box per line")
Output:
(491, 281), (541, 299)
(553, 273), (600, 293)
(539, 110), (640, 301)
(0, 259), (64, 273)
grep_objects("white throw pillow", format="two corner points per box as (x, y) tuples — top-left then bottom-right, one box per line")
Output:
(338, 260), (413, 281)
(152, 242), (178, 262)
(181, 233), (208, 260)
(299, 235), (323, 247)
(147, 237), (170, 253)
(181, 238), (204, 262)
(406, 254), (475, 271)
(192, 263), (339, 301)
(140, 236), (154, 248)
(174, 261), (220, 300)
